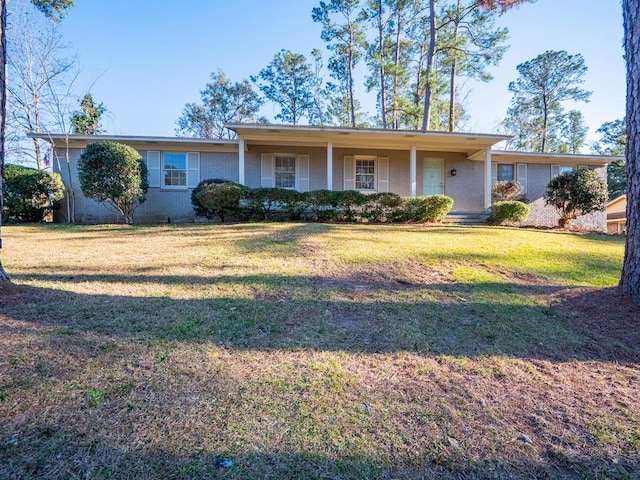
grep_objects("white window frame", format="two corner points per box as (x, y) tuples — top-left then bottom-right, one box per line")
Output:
(497, 163), (515, 182)
(354, 156), (377, 192)
(274, 154), (297, 189)
(551, 165), (574, 177)
(162, 152), (188, 189)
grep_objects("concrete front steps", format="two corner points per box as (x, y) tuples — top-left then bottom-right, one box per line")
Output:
(444, 211), (490, 225)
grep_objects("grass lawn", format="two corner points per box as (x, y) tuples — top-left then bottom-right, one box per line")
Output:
(1, 223), (638, 479)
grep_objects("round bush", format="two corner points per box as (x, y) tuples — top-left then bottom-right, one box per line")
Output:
(489, 201), (531, 224)
(78, 141), (148, 224)
(544, 169), (608, 228)
(404, 195), (454, 222)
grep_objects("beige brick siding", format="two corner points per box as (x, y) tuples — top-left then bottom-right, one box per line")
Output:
(439, 156), (484, 211)
(55, 148), (239, 224)
(55, 145), (607, 230)
(200, 152), (239, 182)
(522, 165), (607, 231)
(245, 146), (327, 190)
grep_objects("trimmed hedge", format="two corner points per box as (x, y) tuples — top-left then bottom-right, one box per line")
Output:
(192, 179), (249, 222)
(489, 201), (531, 224)
(192, 180), (455, 224)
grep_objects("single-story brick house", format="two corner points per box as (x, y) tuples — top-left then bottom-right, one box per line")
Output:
(32, 123), (616, 230)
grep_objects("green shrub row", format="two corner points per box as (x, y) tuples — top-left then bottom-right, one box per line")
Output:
(192, 179), (454, 223)
(3, 164), (65, 223)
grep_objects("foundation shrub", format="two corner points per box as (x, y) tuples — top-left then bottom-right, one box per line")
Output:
(362, 192), (403, 222)
(489, 201), (531, 224)
(193, 179), (249, 222)
(334, 190), (367, 222)
(403, 195), (454, 222)
(305, 189), (340, 221)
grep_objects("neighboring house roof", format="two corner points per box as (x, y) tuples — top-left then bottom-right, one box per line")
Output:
(607, 194), (627, 208)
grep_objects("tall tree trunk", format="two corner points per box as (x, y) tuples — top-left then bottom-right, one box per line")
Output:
(541, 94), (549, 152)
(448, 57), (457, 132)
(348, 38), (357, 127)
(620, 0), (640, 302)
(0, 0), (10, 287)
(447, 0), (461, 132)
(346, 17), (358, 128)
(421, 0), (437, 131)
(392, 11), (401, 129)
(377, 0), (387, 129)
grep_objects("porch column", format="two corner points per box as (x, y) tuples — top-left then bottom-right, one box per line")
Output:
(410, 145), (417, 197)
(484, 149), (492, 209)
(327, 142), (333, 190)
(238, 136), (245, 185)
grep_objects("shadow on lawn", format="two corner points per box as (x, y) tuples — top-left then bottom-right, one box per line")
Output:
(2, 436), (637, 480)
(4, 273), (640, 363)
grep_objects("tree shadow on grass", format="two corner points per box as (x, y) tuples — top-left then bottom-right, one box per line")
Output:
(3, 273), (640, 363)
(2, 431), (637, 480)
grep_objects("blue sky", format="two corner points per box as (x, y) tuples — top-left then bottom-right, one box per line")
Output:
(52, 0), (625, 147)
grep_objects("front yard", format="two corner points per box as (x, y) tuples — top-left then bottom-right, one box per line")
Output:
(1, 223), (638, 479)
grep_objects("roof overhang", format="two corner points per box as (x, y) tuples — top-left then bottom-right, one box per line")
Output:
(490, 149), (619, 166)
(28, 133), (239, 153)
(226, 123), (511, 157)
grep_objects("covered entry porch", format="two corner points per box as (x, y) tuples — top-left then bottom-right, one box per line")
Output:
(227, 123), (510, 211)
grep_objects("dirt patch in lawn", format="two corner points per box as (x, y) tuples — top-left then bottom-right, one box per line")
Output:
(309, 256), (455, 292)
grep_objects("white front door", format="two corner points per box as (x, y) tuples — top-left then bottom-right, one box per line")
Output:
(423, 159), (443, 195)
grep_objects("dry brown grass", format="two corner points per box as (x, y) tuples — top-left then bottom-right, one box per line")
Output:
(1, 223), (638, 479)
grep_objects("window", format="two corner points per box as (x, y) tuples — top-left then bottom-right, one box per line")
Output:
(497, 164), (514, 182)
(275, 155), (296, 188)
(163, 152), (187, 187)
(355, 159), (375, 190)
(559, 166), (574, 174)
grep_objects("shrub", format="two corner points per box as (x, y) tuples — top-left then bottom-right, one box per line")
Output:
(194, 180), (249, 222)
(492, 180), (525, 202)
(335, 190), (367, 222)
(404, 195), (454, 222)
(362, 192), (403, 222)
(192, 179), (234, 218)
(544, 169), (608, 228)
(3, 164), (64, 222)
(244, 187), (283, 220)
(489, 201), (531, 224)
(306, 190), (340, 221)
(245, 188), (308, 221)
(279, 189), (308, 220)
(78, 142), (148, 224)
